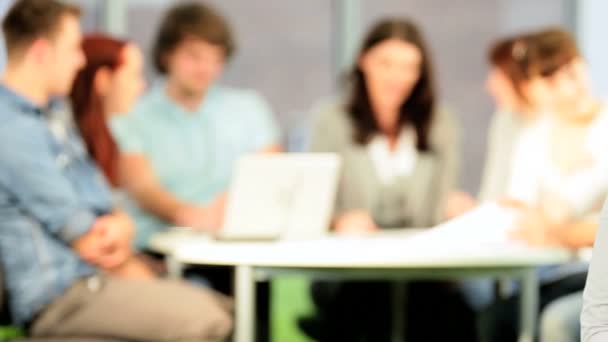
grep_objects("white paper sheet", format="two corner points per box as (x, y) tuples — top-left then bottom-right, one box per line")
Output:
(404, 202), (520, 249)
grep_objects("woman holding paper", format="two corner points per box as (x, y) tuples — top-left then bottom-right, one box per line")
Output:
(479, 28), (606, 342)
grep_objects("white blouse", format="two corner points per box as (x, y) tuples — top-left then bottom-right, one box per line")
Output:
(506, 105), (608, 217)
(367, 127), (418, 185)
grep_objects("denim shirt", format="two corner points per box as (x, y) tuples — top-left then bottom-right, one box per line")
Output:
(0, 85), (113, 325)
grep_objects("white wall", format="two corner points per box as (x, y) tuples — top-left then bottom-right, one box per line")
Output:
(578, 0), (608, 97)
(0, 0), (12, 72)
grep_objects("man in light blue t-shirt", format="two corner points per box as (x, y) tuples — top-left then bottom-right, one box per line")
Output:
(111, 2), (280, 249)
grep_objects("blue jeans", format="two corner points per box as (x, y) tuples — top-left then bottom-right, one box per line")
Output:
(540, 291), (582, 342)
(458, 279), (495, 312)
(477, 272), (586, 342)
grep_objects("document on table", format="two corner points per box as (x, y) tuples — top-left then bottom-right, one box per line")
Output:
(404, 202), (521, 249)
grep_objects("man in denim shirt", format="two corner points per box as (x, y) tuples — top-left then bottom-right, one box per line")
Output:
(0, 1), (231, 340)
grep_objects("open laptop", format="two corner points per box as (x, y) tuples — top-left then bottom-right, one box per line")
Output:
(215, 153), (341, 241)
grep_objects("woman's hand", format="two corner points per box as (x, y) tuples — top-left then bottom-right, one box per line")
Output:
(509, 208), (558, 246)
(444, 191), (477, 219)
(334, 210), (378, 235)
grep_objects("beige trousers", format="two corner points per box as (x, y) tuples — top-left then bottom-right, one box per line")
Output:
(30, 275), (233, 342)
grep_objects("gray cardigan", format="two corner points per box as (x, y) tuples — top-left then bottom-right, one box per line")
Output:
(309, 103), (460, 228)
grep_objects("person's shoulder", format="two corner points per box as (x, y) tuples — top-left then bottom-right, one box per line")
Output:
(307, 98), (354, 151)
(0, 106), (41, 137)
(492, 108), (524, 127)
(112, 88), (168, 132)
(515, 113), (546, 148)
(487, 109), (526, 139)
(216, 85), (255, 97)
(587, 102), (608, 147)
(109, 89), (165, 137)
(0, 106), (19, 127)
(129, 86), (171, 118)
(213, 85), (268, 107)
(0, 112), (47, 155)
(309, 99), (354, 144)
(428, 105), (459, 144)
(314, 99), (352, 129)
(593, 102), (608, 127)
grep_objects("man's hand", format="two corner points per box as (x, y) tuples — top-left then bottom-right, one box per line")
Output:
(174, 194), (227, 232)
(72, 213), (135, 269)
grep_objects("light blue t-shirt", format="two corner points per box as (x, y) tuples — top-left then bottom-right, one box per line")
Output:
(110, 84), (280, 249)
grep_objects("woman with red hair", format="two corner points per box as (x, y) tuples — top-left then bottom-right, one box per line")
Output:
(71, 34), (146, 187)
(70, 34), (151, 279)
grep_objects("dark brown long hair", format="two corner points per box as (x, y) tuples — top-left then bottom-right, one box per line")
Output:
(347, 18), (436, 151)
(70, 34), (128, 187)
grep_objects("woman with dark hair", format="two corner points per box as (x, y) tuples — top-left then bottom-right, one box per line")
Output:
(306, 18), (473, 341)
(69, 34), (153, 279)
(311, 18), (459, 231)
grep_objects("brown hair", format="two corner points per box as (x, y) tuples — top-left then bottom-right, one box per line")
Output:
(529, 28), (580, 78)
(347, 18), (436, 151)
(2, 0), (81, 56)
(70, 34), (128, 187)
(488, 34), (534, 103)
(488, 28), (581, 103)
(152, 2), (235, 75)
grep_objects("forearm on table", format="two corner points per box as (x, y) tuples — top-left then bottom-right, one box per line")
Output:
(554, 219), (598, 249)
(258, 144), (282, 153)
(119, 154), (190, 223)
(126, 185), (188, 224)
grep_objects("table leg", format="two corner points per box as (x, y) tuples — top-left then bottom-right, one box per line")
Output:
(392, 282), (406, 342)
(518, 268), (539, 342)
(234, 265), (255, 342)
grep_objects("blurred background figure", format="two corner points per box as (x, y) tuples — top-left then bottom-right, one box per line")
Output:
(478, 33), (540, 204)
(303, 18), (476, 342)
(479, 28), (607, 342)
(70, 34), (161, 278)
(109, 3), (279, 340)
(455, 31), (543, 319)
(311, 18), (459, 232)
(71, 35), (146, 190)
(110, 2), (281, 250)
(1, 1), (607, 342)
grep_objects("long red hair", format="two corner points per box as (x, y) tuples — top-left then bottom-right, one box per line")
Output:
(70, 34), (127, 187)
